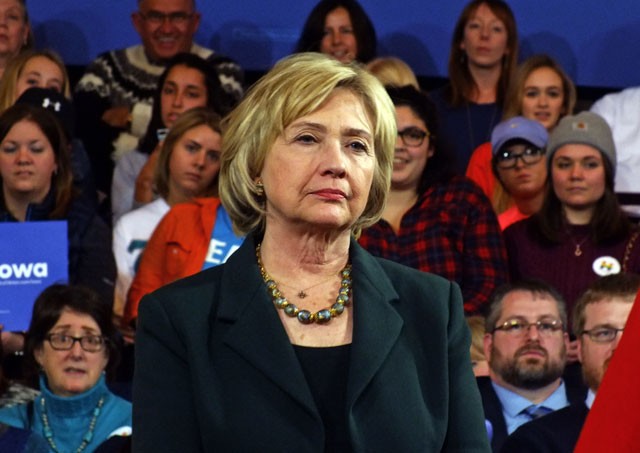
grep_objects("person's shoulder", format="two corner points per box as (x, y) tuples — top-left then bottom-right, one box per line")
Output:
(449, 174), (490, 196)
(503, 216), (534, 236)
(430, 175), (493, 206)
(107, 391), (133, 411)
(191, 43), (214, 59)
(164, 197), (220, 219)
(475, 375), (497, 397)
(368, 252), (455, 296)
(141, 264), (227, 324)
(0, 401), (28, 428)
(116, 149), (148, 171)
(354, 241), (451, 287)
(150, 264), (225, 303)
(591, 86), (640, 116)
(117, 198), (168, 228)
(595, 86), (640, 104)
(87, 46), (134, 66)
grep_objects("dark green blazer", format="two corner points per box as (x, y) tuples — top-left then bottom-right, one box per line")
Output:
(133, 234), (491, 452)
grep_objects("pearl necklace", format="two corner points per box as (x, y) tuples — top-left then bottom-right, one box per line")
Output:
(256, 243), (352, 324)
(40, 395), (105, 453)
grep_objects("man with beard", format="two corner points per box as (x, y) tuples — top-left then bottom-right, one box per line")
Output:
(477, 280), (586, 452)
(500, 273), (639, 452)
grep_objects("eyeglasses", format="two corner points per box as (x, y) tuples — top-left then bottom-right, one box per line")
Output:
(581, 327), (624, 343)
(398, 127), (430, 147)
(492, 319), (563, 337)
(139, 11), (194, 26)
(45, 333), (107, 352)
(495, 146), (545, 169)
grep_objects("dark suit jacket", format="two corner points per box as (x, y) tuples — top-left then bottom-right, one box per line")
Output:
(476, 376), (586, 452)
(133, 234), (491, 452)
(500, 402), (588, 452)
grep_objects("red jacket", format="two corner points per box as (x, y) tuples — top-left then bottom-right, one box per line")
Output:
(124, 197), (220, 325)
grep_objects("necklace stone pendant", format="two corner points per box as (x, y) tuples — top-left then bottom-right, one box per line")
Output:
(575, 245), (582, 257)
(256, 243), (352, 325)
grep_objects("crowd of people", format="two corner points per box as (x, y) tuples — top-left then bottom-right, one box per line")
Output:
(0, 0), (639, 451)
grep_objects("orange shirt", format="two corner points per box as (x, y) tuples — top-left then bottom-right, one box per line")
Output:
(124, 197), (221, 325)
(465, 142), (496, 200)
(498, 205), (529, 231)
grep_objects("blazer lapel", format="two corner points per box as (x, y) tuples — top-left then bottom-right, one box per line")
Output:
(345, 242), (404, 407)
(216, 236), (319, 417)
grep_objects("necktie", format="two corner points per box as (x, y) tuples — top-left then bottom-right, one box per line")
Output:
(523, 405), (552, 420)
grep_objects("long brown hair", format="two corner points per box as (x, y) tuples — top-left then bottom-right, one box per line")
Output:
(447, 0), (518, 107)
(534, 158), (631, 244)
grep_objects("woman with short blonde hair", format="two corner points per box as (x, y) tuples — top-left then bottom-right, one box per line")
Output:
(134, 53), (490, 451)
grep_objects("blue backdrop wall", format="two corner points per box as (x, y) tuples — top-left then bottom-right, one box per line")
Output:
(28, 1), (640, 89)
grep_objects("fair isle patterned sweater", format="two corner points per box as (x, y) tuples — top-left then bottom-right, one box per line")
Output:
(73, 43), (244, 192)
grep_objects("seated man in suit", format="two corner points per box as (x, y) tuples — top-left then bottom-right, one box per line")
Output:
(501, 273), (640, 452)
(478, 280), (586, 452)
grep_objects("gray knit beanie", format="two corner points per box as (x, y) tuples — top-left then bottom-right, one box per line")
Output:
(546, 111), (616, 175)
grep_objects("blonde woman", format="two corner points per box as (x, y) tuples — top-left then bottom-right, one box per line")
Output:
(366, 56), (420, 89)
(0, 49), (70, 113)
(113, 108), (224, 323)
(133, 53), (489, 451)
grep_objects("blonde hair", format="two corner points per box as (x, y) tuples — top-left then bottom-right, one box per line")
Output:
(0, 49), (71, 113)
(366, 57), (420, 89)
(220, 52), (396, 236)
(466, 316), (487, 362)
(154, 107), (222, 199)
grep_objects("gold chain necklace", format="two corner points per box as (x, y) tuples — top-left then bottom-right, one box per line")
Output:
(255, 243), (352, 324)
(566, 228), (590, 257)
(277, 275), (338, 299)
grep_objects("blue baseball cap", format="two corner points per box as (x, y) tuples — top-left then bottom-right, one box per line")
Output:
(491, 116), (548, 156)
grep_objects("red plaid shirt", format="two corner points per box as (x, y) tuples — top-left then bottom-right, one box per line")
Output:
(359, 176), (507, 314)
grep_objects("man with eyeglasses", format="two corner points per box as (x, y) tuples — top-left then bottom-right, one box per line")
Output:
(477, 280), (586, 452)
(74, 0), (243, 198)
(500, 273), (639, 452)
(490, 116), (549, 230)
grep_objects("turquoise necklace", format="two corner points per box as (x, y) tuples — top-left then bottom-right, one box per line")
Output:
(40, 395), (105, 453)
(256, 243), (352, 324)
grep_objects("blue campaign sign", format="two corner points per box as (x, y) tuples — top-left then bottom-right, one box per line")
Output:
(0, 221), (68, 331)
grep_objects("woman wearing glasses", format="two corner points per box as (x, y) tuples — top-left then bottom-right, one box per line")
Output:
(359, 85), (507, 315)
(503, 111), (640, 330)
(489, 116), (549, 229)
(467, 54), (576, 226)
(0, 285), (131, 452)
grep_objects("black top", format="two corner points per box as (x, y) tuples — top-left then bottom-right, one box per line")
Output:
(294, 344), (351, 452)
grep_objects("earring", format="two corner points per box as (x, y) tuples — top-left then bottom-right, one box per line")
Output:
(255, 179), (264, 196)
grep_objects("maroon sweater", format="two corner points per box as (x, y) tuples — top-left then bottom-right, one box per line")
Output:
(503, 218), (640, 328)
